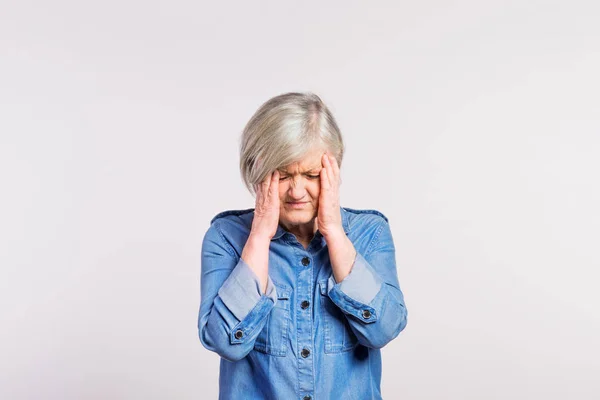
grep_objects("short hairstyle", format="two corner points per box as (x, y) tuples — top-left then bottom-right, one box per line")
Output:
(239, 92), (345, 196)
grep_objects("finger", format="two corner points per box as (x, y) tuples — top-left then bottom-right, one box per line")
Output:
(329, 153), (340, 181)
(257, 173), (270, 201)
(261, 172), (271, 197)
(320, 153), (329, 188)
(269, 170), (279, 197)
(320, 162), (330, 191)
(325, 152), (337, 183)
(323, 153), (334, 187)
(254, 183), (264, 205)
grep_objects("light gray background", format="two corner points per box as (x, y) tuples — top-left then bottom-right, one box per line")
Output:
(1, 1), (599, 399)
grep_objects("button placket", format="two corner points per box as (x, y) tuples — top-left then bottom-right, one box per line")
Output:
(293, 248), (315, 396)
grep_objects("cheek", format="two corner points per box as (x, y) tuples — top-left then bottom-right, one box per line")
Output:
(308, 182), (321, 199)
(278, 185), (287, 203)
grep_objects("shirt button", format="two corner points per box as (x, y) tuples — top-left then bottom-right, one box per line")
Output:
(301, 256), (310, 266)
(234, 329), (244, 339)
(301, 348), (310, 358)
(362, 310), (371, 319)
(303, 396), (312, 400)
(301, 300), (310, 309)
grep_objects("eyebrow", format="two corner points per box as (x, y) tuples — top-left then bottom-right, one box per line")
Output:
(278, 167), (321, 174)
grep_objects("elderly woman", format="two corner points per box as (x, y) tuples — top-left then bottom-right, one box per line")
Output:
(198, 92), (408, 400)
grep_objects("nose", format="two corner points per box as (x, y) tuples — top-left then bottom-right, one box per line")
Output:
(287, 176), (306, 200)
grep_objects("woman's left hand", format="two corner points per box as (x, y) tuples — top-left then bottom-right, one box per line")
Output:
(317, 151), (344, 240)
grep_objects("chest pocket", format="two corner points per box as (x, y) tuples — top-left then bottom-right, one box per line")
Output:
(253, 283), (291, 357)
(319, 280), (359, 353)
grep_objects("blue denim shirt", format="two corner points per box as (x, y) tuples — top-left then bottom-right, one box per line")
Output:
(198, 206), (408, 400)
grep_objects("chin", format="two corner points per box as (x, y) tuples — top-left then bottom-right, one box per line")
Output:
(282, 209), (316, 223)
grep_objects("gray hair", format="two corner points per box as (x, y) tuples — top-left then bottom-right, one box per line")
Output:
(239, 92), (345, 196)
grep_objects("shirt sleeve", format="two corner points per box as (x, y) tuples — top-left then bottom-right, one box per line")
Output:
(325, 219), (408, 349)
(217, 257), (277, 321)
(197, 221), (278, 362)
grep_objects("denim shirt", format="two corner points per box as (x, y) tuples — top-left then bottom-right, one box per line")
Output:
(197, 206), (408, 400)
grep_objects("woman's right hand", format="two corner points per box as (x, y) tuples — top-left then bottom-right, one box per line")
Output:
(251, 170), (281, 240)
(240, 170), (280, 294)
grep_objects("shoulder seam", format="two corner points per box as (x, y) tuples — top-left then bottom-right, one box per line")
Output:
(342, 207), (389, 223)
(210, 208), (254, 225)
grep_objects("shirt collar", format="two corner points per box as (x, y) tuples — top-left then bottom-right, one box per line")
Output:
(270, 206), (350, 241)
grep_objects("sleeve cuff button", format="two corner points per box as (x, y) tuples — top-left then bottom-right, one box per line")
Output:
(362, 310), (371, 319)
(234, 329), (244, 339)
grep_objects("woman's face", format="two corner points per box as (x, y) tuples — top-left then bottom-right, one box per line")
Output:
(277, 148), (326, 229)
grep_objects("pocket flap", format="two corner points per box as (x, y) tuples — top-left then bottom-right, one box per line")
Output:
(318, 280), (328, 296)
(275, 284), (291, 300)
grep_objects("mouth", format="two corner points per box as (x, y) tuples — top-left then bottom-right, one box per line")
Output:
(286, 202), (308, 208)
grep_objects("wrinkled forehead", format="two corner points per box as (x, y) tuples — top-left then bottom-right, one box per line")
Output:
(278, 148), (325, 174)
(278, 164), (321, 174)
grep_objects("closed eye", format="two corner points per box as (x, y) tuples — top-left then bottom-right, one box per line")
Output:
(279, 174), (320, 180)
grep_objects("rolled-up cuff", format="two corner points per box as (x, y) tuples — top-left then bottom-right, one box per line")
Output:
(327, 252), (383, 304)
(217, 258), (277, 321)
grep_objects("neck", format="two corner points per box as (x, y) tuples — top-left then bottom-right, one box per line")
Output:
(280, 218), (319, 242)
